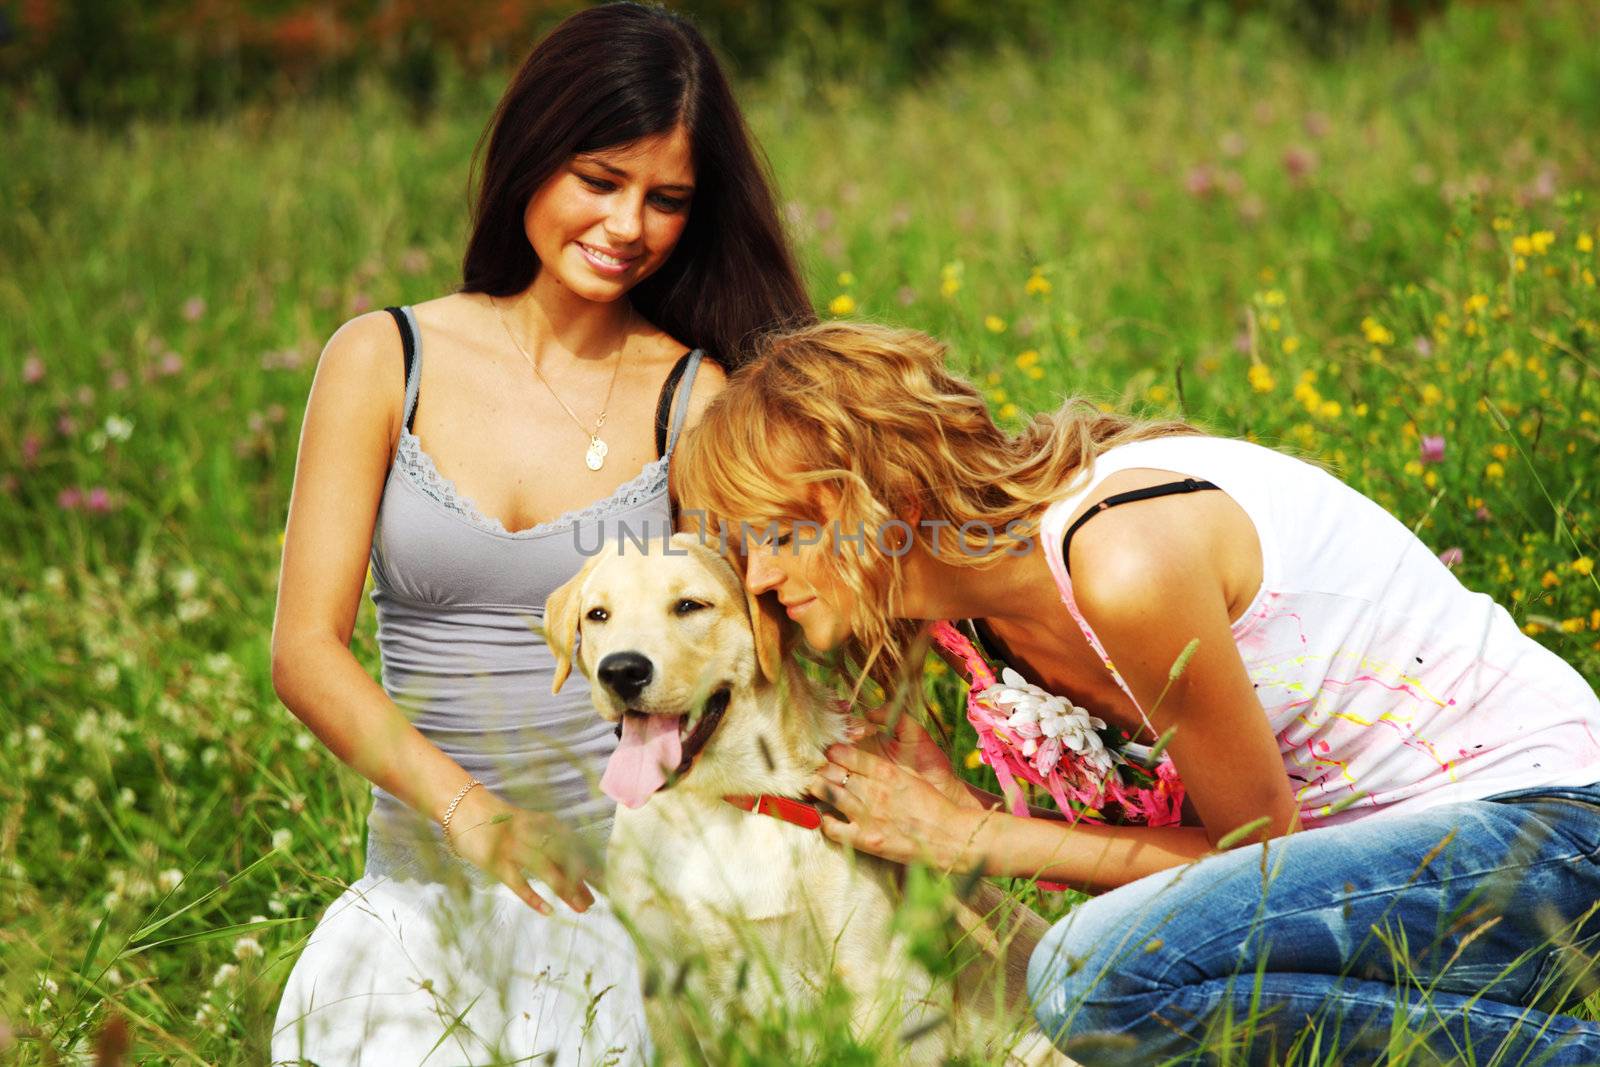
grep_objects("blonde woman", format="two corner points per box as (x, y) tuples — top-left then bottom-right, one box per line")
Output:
(671, 321), (1600, 1064)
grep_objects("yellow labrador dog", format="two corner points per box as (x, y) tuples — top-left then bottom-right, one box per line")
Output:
(545, 532), (1066, 1065)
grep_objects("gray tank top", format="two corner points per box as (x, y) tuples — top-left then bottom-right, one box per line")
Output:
(363, 305), (703, 876)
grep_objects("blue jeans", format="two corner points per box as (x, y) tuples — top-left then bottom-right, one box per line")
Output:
(1027, 782), (1600, 1065)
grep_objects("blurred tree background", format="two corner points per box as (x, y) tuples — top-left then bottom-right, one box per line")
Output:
(3, 0), (1457, 121)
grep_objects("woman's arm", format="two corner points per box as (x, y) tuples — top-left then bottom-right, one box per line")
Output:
(813, 492), (1299, 893)
(671, 355), (727, 536)
(270, 312), (592, 913)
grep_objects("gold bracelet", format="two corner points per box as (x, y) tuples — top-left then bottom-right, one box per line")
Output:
(440, 778), (483, 858)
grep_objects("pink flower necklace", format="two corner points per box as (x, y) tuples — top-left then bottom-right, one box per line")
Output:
(929, 620), (1185, 828)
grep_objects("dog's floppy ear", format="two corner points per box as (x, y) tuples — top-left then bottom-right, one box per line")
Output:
(543, 555), (601, 694)
(745, 582), (787, 685)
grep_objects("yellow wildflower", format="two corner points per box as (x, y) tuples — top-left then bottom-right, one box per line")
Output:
(1026, 366), (1045, 380)
(1148, 384), (1171, 404)
(836, 271), (855, 287)
(1530, 230), (1555, 254)
(1361, 317), (1394, 345)
(1248, 364), (1277, 394)
(1318, 399), (1342, 419)
(1561, 618), (1588, 634)
(1579, 234), (1595, 253)
(940, 262), (963, 298)
(1262, 289), (1287, 307)
(1574, 557), (1595, 576)
(1463, 293), (1489, 315)
(1485, 462), (1505, 480)
(1016, 350), (1040, 369)
(1025, 270), (1052, 296)
(1490, 443), (1510, 461)
(964, 749), (984, 770)
(1511, 235), (1533, 257)
(985, 315), (1007, 334)
(999, 402), (1019, 420)
(1541, 570), (1561, 589)
(1282, 336), (1301, 355)
(1524, 621), (1544, 635)
(1421, 383), (1443, 406)
(828, 294), (856, 315)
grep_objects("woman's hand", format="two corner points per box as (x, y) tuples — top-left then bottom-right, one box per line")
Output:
(448, 788), (599, 915)
(851, 702), (982, 812)
(808, 741), (994, 872)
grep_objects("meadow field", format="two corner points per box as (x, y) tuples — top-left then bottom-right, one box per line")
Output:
(3, 0), (1600, 1061)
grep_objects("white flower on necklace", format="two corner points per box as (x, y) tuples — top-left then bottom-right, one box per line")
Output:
(977, 668), (1116, 778)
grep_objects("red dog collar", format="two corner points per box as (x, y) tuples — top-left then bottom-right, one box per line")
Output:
(723, 793), (823, 830)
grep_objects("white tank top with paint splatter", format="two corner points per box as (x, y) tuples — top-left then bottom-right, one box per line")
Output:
(1036, 434), (1600, 825)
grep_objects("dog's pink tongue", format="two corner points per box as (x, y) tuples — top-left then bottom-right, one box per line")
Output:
(602, 714), (683, 809)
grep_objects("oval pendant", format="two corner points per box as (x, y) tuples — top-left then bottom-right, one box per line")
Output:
(585, 438), (606, 471)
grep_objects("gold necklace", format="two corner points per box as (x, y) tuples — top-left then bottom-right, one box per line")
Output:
(491, 297), (624, 472)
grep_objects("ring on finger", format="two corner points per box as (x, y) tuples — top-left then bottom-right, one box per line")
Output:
(839, 771), (851, 789)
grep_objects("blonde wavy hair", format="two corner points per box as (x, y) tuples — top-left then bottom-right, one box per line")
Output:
(670, 320), (1204, 697)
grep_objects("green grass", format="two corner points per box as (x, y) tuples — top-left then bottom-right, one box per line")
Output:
(3, 0), (1599, 1061)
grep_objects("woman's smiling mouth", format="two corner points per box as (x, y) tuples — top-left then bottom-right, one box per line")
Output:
(577, 242), (638, 274)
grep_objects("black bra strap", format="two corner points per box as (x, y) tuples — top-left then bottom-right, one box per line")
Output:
(1062, 478), (1220, 576)
(383, 306), (418, 433)
(654, 351), (695, 459)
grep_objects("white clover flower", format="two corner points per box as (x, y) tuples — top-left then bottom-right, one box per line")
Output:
(103, 415), (134, 442)
(271, 829), (294, 852)
(211, 963), (239, 988)
(232, 936), (263, 961)
(170, 568), (200, 598)
(158, 869), (184, 894)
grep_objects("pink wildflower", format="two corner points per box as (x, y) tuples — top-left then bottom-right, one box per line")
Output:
(57, 487), (82, 510)
(1283, 145), (1319, 183)
(182, 296), (207, 322)
(1420, 435), (1446, 464)
(22, 356), (44, 384)
(1438, 547), (1464, 569)
(158, 352), (185, 377)
(85, 487), (113, 513)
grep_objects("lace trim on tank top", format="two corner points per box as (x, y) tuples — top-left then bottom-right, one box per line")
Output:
(395, 430), (669, 539)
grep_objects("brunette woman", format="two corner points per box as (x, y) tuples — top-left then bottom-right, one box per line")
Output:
(269, 5), (810, 1062)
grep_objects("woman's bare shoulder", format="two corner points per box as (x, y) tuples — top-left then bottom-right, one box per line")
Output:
(309, 310), (410, 450)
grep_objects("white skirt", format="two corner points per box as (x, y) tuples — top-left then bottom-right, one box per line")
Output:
(270, 866), (651, 1066)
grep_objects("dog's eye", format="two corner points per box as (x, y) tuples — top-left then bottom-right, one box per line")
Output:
(585, 607), (609, 623)
(674, 599), (707, 615)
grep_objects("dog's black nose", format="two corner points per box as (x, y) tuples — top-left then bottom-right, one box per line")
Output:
(596, 652), (653, 702)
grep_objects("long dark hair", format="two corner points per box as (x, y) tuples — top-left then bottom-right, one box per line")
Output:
(461, 2), (813, 368)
